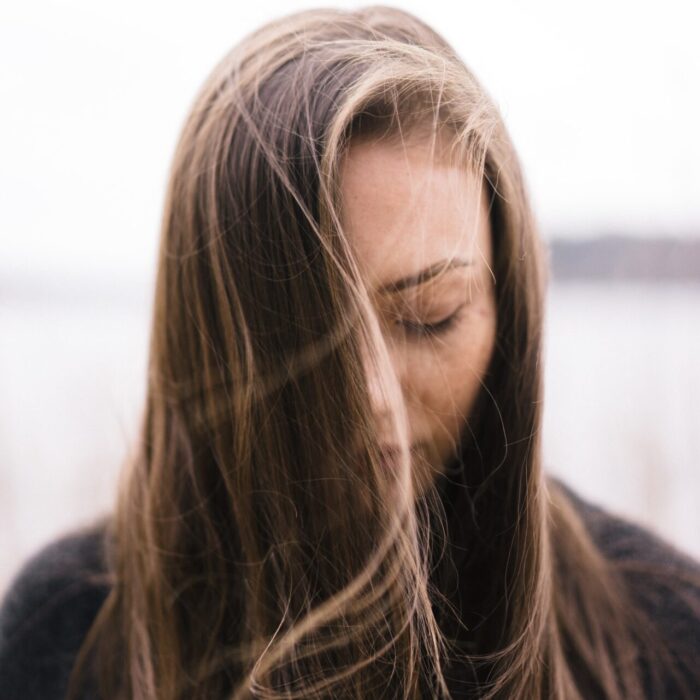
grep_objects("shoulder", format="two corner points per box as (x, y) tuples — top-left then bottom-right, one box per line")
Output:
(0, 519), (112, 700)
(551, 477), (700, 694)
(553, 477), (700, 581)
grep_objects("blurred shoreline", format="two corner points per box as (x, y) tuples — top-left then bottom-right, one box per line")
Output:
(549, 235), (700, 282)
(3, 236), (699, 308)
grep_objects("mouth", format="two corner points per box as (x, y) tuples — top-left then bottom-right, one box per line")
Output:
(378, 446), (400, 471)
(351, 439), (425, 475)
(376, 443), (420, 471)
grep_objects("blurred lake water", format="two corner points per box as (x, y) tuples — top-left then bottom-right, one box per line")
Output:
(1, 280), (699, 595)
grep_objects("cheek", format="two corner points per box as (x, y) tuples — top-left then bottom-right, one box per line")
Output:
(406, 302), (497, 430)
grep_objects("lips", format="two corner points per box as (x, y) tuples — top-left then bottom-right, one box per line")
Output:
(351, 441), (421, 471)
(378, 446), (401, 470)
(377, 443), (422, 471)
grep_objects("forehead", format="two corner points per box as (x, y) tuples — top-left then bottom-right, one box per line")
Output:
(338, 137), (492, 292)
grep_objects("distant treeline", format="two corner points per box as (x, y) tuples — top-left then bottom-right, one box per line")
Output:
(548, 235), (700, 281)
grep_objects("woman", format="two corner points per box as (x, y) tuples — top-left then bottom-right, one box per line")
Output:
(1, 6), (699, 699)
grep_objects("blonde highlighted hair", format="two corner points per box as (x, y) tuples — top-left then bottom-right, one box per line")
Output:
(67, 6), (699, 698)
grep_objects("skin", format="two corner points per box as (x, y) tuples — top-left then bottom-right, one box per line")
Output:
(339, 134), (498, 495)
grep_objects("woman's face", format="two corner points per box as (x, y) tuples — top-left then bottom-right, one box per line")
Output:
(340, 135), (497, 494)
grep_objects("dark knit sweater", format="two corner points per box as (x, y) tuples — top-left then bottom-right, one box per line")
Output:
(1, 482), (699, 699)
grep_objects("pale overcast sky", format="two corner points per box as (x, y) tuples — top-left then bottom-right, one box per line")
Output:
(1, 0), (699, 280)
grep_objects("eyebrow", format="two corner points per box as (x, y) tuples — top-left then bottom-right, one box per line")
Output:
(376, 257), (474, 295)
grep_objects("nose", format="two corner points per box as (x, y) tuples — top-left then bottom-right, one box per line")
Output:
(365, 355), (390, 419)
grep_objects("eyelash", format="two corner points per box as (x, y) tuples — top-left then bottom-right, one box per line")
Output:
(397, 304), (466, 339)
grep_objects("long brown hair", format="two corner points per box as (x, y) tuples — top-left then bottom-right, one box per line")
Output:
(68, 6), (700, 698)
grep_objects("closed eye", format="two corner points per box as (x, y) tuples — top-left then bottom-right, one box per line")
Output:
(396, 303), (466, 339)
